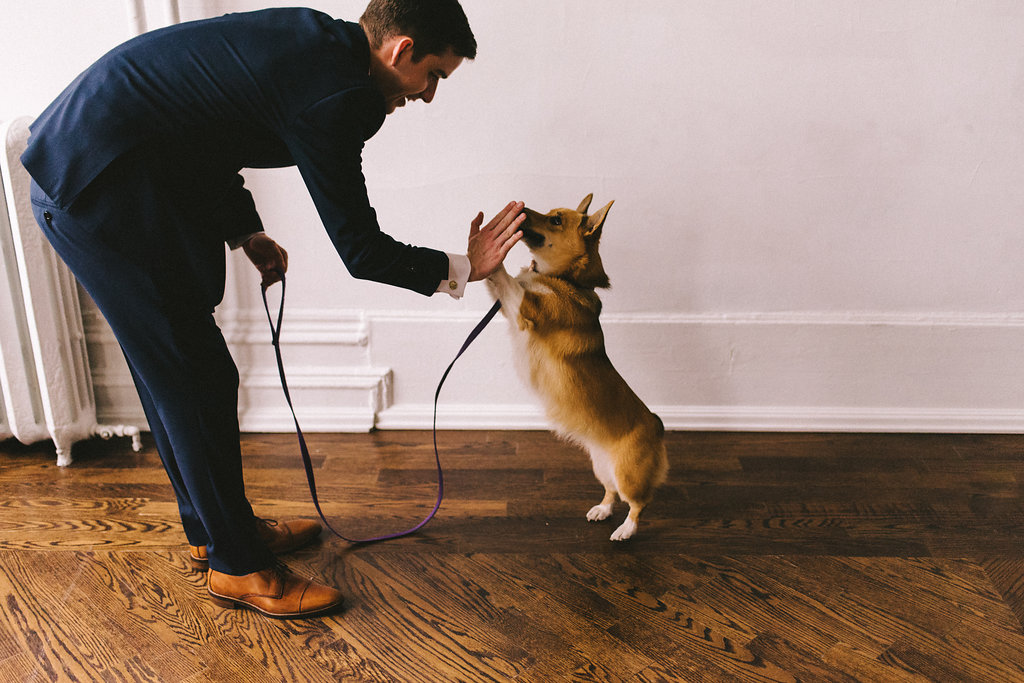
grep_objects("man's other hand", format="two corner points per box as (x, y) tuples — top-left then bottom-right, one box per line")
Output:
(243, 233), (289, 287)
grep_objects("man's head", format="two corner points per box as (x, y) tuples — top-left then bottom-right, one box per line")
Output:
(361, 0), (476, 114)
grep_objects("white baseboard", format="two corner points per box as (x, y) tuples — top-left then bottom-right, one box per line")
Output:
(655, 405), (1024, 433)
(377, 403), (1024, 434)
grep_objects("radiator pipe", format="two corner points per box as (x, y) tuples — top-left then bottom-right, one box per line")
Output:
(127, 0), (146, 35)
(126, 0), (180, 36)
(163, 0), (180, 27)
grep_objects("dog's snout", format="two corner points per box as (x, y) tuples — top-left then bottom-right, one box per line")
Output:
(521, 207), (546, 228)
(521, 227), (545, 248)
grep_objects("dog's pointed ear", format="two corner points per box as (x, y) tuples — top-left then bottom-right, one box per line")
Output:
(577, 194), (594, 214)
(584, 200), (613, 237)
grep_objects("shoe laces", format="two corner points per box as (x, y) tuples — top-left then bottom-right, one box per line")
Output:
(268, 560), (294, 585)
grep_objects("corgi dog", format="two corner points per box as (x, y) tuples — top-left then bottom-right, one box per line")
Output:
(486, 194), (668, 540)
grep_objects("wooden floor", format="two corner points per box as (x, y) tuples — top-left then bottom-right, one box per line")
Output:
(1, 430), (1023, 682)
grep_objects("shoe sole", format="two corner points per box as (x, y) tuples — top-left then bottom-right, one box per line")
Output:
(207, 590), (343, 619)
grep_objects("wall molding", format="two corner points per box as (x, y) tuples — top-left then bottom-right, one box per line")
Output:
(370, 308), (1024, 327)
(377, 403), (1024, 434)
(371, 307), (1024, 434)
(83, 305), (1024, 435)
(83, 306), (390, 433)
(215, 307), (369, 346)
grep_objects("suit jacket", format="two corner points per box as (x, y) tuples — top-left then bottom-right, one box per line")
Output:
(21, 8), (448, 295)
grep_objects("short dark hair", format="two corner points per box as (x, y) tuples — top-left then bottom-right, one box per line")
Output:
(360, 0), (477, 61)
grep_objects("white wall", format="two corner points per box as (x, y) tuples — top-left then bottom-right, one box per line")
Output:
(4, 1), (1024, 433)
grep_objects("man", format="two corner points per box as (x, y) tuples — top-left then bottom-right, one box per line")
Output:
(21, 0), (524, 619)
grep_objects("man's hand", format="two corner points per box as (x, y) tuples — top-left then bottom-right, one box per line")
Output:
(467, 201), (525, 281)
(242, 233), (289, 287)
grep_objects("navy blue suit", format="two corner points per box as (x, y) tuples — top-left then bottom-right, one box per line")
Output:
(23, 9), (448, 574)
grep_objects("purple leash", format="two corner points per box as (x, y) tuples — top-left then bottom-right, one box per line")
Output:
(261, 273), (501, 544)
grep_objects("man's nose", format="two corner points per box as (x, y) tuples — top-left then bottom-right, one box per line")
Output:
(420, 80), (438, 104)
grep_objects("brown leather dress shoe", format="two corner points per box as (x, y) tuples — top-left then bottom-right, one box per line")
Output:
(188, 517), (322, 570)
(208, 564), (343, 619)
(188, 544), (209, 570)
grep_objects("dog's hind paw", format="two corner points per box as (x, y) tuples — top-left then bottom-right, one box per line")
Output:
(609, 519), (637, 541)
(587, 503), (613, 522)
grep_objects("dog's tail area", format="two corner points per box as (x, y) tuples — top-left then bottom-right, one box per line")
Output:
(653, 412), (666, 441)
(651, 413), (668, 487)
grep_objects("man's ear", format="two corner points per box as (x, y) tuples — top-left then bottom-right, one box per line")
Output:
(388, 36), (415, 67)
(577, 193), (594, 214)
(584, 200), (613, 237)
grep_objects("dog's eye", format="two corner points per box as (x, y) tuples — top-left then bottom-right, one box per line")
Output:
(550, 216), (562, 226)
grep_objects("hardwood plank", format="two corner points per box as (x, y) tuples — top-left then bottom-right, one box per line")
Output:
(2, 430), (1024, 681)
(453, 553), (661, 682)
(319, 552), (531, 681)
(981, 556), (1024, 630)
(821, 643), (934, 683)
(882, 615), (1024, 683)
(0, 652), (46, 683)
(0, 550), (176, 681)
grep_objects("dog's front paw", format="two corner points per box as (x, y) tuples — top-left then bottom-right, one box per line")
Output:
(486, 264), (509, 283)
(609, 518), (637, 541)
(586, 503), (613, 522)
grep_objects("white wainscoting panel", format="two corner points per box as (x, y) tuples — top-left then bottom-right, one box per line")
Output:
(85, 302), (1024, 435)
(84, 302), (392, 433)
(371, 308), (1024, 434)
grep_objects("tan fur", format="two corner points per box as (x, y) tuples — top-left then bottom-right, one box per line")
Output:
(487, 194), (668, 540)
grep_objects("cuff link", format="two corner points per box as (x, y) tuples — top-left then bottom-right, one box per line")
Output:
(448, 280), (458, 291)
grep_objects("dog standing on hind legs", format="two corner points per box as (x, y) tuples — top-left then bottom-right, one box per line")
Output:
(486, 194), (668, 540)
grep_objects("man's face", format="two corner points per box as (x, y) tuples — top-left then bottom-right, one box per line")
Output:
(380, 43), (464, 114)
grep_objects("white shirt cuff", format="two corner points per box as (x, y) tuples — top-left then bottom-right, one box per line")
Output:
(437, 253), (471, 299)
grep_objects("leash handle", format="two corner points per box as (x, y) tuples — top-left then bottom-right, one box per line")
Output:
(261, 272), (500, 544)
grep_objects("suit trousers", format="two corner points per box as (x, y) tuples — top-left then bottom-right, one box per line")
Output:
(30, 145), (275, 575)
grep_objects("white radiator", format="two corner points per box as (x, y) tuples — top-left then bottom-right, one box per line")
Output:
(0, 117), (141, 465)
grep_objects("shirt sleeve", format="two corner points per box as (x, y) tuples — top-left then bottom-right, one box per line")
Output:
(285, 86), (448, 296)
